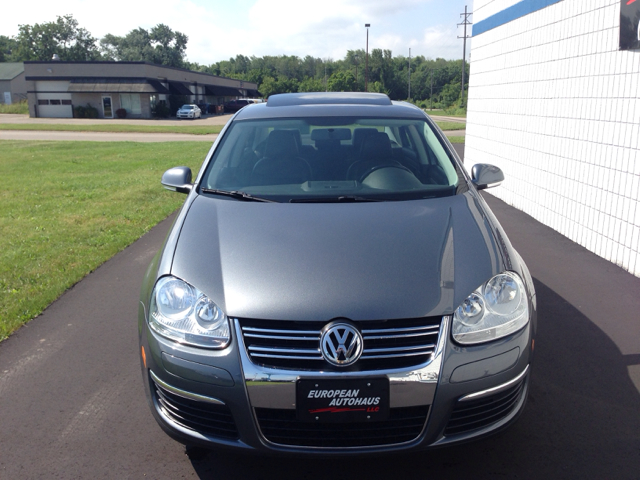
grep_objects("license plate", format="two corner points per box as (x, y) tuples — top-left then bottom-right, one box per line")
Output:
(296, 377), (389, 423)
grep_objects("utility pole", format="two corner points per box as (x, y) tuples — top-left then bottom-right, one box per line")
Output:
(365, 24), (370, 92)
(408, 48), (411, 101)
(430, 70), (433, 110)
(324, 62), (327, 92)
(353, 53), (359, 89)
(458, 6), (472, 108)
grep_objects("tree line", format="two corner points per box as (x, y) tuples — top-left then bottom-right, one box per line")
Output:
(1, 15), (469, 109)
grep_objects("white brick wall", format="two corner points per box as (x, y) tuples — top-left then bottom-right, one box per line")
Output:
(466, 0), (640, 277)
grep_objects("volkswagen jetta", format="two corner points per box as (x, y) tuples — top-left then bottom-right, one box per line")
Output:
(138, 92), (536, 454)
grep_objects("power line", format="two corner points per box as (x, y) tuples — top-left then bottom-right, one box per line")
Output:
(458, 5), (472, 108)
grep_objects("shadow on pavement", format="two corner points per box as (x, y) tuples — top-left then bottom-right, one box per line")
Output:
(188, 279), (640, 479)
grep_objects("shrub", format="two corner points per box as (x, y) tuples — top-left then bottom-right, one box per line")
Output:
(115, 108), (127, 119)
(443, 104), (467, 116)
(0, 100), (29, 114)
(73, 104), (99, 118)
(84, 104), (99, 118)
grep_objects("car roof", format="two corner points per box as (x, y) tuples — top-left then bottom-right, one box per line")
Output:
(233, 92), (426, 120)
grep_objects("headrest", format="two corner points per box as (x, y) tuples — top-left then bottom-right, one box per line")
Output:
(360, 132), (392, 159)
(352, 128), (378, 151)
(310, 128), (352, 141)
(264, 130), (300, 158)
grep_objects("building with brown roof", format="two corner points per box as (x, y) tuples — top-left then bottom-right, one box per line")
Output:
(24, 61), (258, 118)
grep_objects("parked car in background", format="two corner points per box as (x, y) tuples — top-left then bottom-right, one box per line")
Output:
(139, 92), (536, 456)
(223, 99), (251, 113)
(176, 104), (201, 119)
(197, 103), (212, 115)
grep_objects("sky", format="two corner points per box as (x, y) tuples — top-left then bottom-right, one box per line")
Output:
(1, 0), (473, 64)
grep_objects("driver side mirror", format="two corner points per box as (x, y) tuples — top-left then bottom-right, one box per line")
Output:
(471, 164), (504, 190)
(161, 166), (193, 194)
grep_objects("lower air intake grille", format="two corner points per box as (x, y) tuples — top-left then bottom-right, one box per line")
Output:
(444, 378), (525, 436)
(255, 406), (428, 447)
(152, 378), (238, 440)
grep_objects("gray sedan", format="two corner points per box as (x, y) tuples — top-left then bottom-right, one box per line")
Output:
(138, 92), (536, 455)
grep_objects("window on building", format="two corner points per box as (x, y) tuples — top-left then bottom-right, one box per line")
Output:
(120, 94), (142, 114)
(38, 100), (50, 105)
(49, 99), (61, 105)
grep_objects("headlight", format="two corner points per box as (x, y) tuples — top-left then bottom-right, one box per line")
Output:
(148, 276), (230, 348)
(452, 272), (529, 345)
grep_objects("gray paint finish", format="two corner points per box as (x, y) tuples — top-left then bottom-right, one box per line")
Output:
(170, 191), (502, 321)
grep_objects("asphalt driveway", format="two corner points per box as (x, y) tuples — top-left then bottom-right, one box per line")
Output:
(0, 148), (638, 479)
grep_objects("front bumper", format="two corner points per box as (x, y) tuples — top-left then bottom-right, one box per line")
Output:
(140, 315), (533, 454)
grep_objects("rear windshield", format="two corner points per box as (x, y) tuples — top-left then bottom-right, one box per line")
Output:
(200, 116), (463, 202)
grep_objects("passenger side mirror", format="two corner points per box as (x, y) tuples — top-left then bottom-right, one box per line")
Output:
(471, 164), (504, 190)
(161, 166), (193, 194)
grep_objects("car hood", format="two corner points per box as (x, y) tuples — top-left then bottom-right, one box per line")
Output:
(170, 193), (505, 321)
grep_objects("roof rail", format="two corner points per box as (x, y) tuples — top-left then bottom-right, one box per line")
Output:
(267, 92), (392, 107)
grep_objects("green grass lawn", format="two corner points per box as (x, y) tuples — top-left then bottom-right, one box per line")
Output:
(0, 123), (223, 135)
(446, 135), (465, 144)
(425, 109), (468, 118)
(435, 121), (466, 131)
(0, 140), (209, 341)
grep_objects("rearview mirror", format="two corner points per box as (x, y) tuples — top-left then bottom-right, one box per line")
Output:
(471, 164), (504, 190)
(161, 166), (193, 194)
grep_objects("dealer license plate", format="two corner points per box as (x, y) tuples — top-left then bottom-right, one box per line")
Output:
(296, 377), (390, 423)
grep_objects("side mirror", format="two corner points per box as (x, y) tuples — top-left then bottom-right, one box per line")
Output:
(161, 166), (193, 194)
(471, 164), (504, 190)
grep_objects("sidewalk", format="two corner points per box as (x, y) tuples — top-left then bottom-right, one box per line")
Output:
(0, 113), (233, 126)
(0, 130), (219, 142)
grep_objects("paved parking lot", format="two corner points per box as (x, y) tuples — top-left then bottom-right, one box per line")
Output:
(0, 146), (638, 479)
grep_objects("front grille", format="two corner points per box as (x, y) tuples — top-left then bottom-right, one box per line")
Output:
(152, 378), (238, 440)
(255, 406), (428, 447)
(240, 317), (442, 371)
(444, 378), (525, 436)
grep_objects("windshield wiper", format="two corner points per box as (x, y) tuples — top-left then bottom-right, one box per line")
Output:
(201, 189), (278, 203)
(289, 195), (382, 203)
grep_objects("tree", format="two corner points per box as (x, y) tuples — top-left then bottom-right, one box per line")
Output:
(0, 35), (17, 62)
(100, 24), (188, 68)
(12, 15), (101, 61)
(345, 49), (364, 91)
(298, 77), (325, 92)
(327, 71), (356, 92)
(146, 49), (470, 105)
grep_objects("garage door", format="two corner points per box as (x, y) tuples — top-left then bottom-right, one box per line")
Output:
(38, 104), (73, 118)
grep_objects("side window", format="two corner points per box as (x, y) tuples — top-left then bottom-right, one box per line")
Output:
(384, 126), (400, 147)
(398, 126), (414, 149)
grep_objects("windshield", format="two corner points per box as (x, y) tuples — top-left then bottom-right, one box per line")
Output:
(201, 116), (463, 202)
(182, 105), (194, 110)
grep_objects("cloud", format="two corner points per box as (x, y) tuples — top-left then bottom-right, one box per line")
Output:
(0, 0), (464, 64)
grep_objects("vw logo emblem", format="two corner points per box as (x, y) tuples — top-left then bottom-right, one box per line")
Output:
(320, 322), (363, 367)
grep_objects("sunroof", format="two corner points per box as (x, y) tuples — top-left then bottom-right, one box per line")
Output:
(267, 92), (392, 107)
